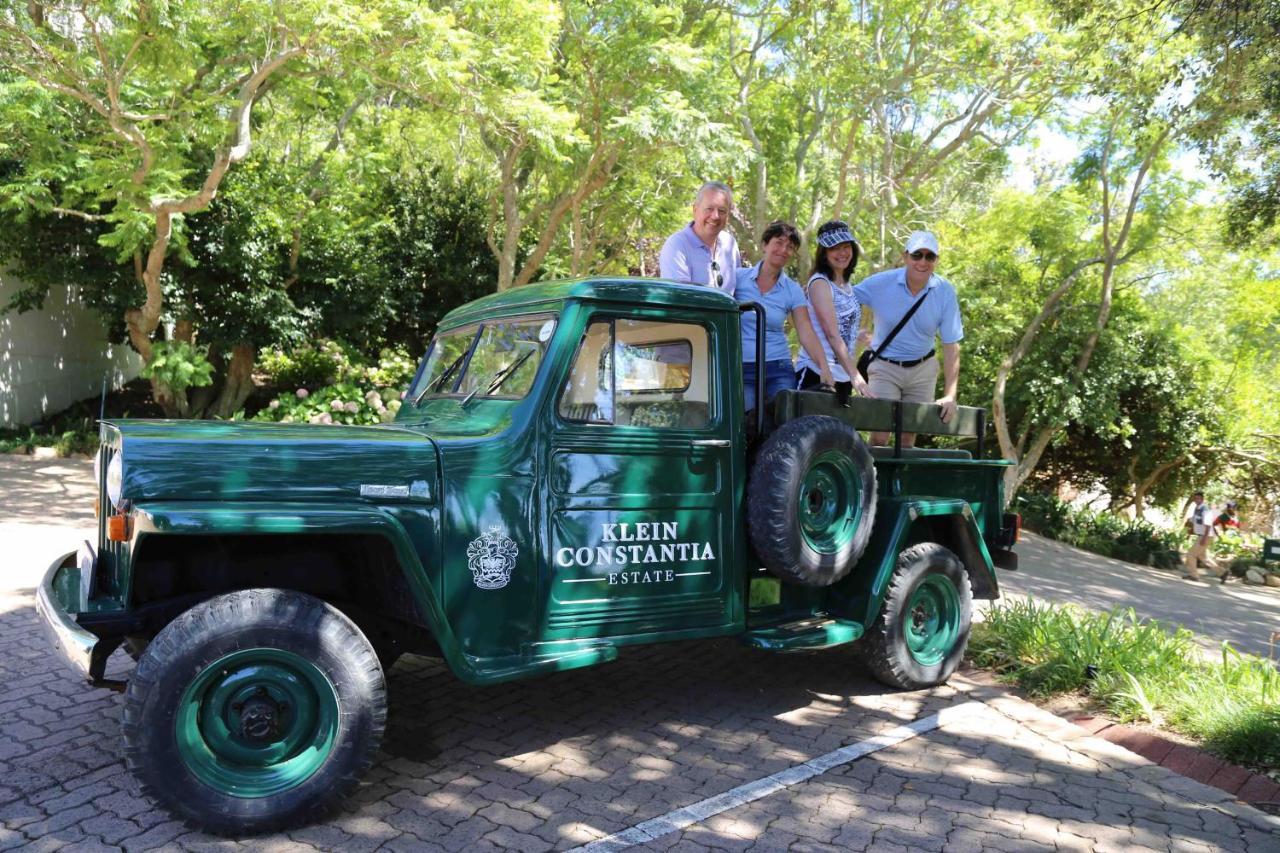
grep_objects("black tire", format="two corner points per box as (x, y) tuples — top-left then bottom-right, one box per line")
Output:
(747, 415), (877, 587)
(862, 543), (972, 690)
(121, 589), (387, 835)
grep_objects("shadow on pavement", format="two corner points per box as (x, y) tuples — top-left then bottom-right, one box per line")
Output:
(0, 455), (95, 527)
(999, 532), (1280, 662)
(0, 588), (1273, 851)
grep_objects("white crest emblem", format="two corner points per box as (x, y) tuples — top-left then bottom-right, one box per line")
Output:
(467, 526), (518, 590)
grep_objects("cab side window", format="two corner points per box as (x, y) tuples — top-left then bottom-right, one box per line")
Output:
(558, 319), (711, 429)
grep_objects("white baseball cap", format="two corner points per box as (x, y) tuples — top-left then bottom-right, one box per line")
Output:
(904, 231), (940, 255)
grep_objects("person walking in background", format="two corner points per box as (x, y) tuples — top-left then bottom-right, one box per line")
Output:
(735, 221), (835, 413)
(658, 181), (741, 294)
(1214, 500), (1240, 535)
(1184, 491), (1229, 583)
(854, 230), (963, 447)
(795, 220), (874, 404)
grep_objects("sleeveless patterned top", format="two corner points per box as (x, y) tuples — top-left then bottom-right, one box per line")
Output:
(795, 273), (862, 383)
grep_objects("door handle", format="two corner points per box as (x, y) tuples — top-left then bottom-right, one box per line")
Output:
(691, 439), (731, 448)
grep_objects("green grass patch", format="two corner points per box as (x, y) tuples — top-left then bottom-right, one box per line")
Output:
(748, 577), (781, 607)
(0, 426), (97, 456)
(970, 599), (1280, 769)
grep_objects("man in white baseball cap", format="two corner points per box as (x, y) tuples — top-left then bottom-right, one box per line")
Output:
(853, 230), (964, 447)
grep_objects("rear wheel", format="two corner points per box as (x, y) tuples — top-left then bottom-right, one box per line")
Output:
(862, 543), (972, 689)
(121, 589), (386, 835)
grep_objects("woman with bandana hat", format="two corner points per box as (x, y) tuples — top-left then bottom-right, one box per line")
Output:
(795, 220), (875, 404)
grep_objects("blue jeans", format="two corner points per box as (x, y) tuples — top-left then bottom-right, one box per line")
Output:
(743, 360), (796, 412)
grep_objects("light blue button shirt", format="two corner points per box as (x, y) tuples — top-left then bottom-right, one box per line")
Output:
(658, 224), (741, 296)
(853, 268), (963, 361)
(735, 264), (808, 363)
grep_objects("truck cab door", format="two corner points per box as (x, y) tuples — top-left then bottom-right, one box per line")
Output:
(543, 309), (743, 641)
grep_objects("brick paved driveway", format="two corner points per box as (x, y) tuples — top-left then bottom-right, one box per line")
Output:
(1, 456), (1277, 851)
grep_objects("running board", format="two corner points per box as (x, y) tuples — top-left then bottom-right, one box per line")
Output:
(742, 617), (864, 652)
(463, 639), (619, 684)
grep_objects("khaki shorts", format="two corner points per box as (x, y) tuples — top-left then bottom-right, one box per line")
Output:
(867, 356), (940, 403)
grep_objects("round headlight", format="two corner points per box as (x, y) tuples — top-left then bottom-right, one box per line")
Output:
(106, 453), (123, 505)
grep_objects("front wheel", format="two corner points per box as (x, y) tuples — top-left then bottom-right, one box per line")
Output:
(862, 543), (972, 690)
(121, 589), (387, 835)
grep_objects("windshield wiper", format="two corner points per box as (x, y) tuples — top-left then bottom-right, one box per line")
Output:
(485, 348), (536, 395)
(461, 348), (537, 407)
(416, 350), (468, 404)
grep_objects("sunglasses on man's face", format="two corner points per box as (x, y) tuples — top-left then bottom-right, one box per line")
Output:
(909, 250), (938, 262)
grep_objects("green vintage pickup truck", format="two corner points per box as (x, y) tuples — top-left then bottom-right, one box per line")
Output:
(37, 278), (1018, 834)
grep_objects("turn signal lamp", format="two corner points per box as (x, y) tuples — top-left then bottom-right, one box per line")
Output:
(107, 512), (131, 542)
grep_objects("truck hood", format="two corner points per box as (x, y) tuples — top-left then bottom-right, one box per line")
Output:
(103, 419), (439, 504)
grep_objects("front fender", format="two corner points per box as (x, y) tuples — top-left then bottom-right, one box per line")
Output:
(130, 501), (485, 683)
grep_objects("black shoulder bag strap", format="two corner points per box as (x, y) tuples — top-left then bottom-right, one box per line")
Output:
(858, 288), (930, 378)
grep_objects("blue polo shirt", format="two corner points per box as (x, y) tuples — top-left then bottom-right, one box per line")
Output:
(853, 268), (963, 361)
(658, 224), (741, 296)
(735, 264), (808, 363)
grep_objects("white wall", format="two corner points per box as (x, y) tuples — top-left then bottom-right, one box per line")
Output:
(0, 270), (142, 428)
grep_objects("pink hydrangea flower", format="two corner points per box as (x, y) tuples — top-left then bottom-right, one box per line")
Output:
(296, 388), (309, 399)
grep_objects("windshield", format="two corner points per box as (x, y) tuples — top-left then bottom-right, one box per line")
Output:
(412, 315), (556, 401)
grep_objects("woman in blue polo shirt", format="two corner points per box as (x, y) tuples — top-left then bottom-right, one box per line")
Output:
(735, 221), (836, 412)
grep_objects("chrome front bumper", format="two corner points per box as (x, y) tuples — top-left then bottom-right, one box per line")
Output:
(35, 550), (99, 681)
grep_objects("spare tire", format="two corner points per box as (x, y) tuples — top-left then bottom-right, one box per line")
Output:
(747, 415), (877, 586)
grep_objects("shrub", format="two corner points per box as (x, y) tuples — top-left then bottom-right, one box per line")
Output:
(970, 600), (1194, 696)
(253, 346), (415, 426)
(140, 341), (214, 393)
(258, 341), (343, 390)
(1013, 492), (1184, 568)
(971, 600), (1280, 768)
(0, 426), (97, 456)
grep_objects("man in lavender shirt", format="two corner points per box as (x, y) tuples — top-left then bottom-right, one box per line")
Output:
(658, 181), (742, 295)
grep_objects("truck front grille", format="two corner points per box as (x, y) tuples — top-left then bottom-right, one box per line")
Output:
(95, 443), (123, 595)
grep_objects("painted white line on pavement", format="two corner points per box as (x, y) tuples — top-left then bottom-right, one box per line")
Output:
(570, 701), (984, 852)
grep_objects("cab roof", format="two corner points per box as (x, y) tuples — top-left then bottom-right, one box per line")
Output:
(439, 277), (739, 328)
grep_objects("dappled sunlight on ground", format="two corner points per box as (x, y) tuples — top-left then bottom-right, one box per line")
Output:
(0, 588), (33, 616)
(0, 455), (95, 526)
(997, 532), (1280, 661)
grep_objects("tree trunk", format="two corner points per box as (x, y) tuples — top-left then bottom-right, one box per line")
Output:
(210, 344), (257, 419)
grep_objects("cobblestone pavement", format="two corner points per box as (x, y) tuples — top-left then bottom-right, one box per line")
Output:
(1, 456), (1278, 851)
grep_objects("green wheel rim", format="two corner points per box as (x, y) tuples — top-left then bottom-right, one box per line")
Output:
(797, 449), (863, 555)
(175, 648), (338, 798)
(904, 574), (962, 666)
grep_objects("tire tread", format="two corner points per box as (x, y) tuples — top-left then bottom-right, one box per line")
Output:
(121, 588), (386, 836)
(747, 415), (877, 586)
(862, 543), (972, 690)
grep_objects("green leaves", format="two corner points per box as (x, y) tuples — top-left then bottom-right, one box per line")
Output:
(140, 341), (215, 393)
(974, 597), (1280, 767)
